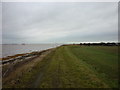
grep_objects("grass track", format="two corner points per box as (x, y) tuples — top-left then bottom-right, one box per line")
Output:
(38, 46), (118, 88)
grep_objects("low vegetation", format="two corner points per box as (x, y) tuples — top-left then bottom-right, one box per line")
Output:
(2, 45), (118, 88)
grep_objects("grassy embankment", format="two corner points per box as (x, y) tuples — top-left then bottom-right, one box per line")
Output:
(3, 45), (118, 88)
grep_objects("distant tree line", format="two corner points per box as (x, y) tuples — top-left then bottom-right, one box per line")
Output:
(79, 42), (120, 46)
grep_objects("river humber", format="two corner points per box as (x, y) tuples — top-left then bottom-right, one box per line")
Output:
(1, 44), (61, 58)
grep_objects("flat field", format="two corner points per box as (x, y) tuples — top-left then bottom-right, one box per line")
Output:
(3, 45), (119, 88)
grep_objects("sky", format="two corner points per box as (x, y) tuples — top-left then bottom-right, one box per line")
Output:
(2, 2), (118, 44)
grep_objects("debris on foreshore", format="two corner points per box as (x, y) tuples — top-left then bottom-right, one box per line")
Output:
(1, 48), (53, 65)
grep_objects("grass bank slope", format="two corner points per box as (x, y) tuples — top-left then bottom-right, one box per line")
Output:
(3, 45), (118, 88)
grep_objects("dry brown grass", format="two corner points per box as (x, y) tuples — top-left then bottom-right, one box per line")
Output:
(2, 54), (27, 60)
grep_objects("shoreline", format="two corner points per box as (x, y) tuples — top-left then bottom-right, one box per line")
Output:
(2, 47), (55, 79)
(1, 44), (62, 60)
(1, 47), (55, 65)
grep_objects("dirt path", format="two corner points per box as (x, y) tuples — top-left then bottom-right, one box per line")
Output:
(32, 49), (56, 88)
(32, 62), (49, 88)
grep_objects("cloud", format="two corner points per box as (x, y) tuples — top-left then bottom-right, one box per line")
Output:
(2, 2), (118, 44)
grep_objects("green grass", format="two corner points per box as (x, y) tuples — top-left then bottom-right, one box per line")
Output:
(68, 45), (118, 88)
(3, 45), (119, 88)
(38, 46), (118, 88)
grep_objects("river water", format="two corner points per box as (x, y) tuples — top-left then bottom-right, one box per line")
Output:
(1, 44), (61, 58)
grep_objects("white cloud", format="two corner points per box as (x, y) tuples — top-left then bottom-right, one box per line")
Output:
(2, 2), (118, 44)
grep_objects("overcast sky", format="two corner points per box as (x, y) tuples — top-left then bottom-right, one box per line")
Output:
(2, 2), (118, 44)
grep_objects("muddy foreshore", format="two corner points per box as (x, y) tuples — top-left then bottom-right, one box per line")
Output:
(2, 47), (55, 79)
(1, 48), (54, 65)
